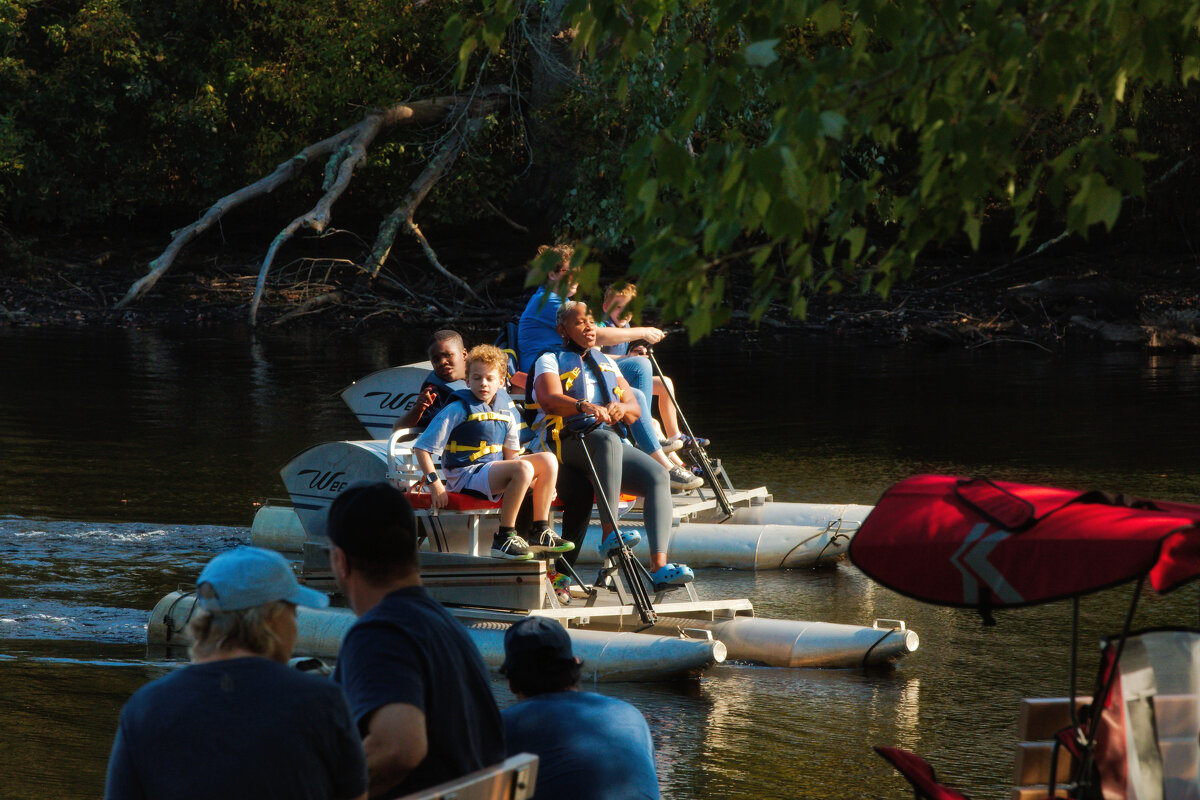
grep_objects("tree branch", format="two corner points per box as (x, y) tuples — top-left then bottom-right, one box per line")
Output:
(365, 114), (492, 306)
(119, 87), (513, 315)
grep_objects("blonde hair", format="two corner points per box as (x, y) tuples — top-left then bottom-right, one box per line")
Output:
(466, 344), (509, 382)
(603, 282), (637, 306)
(186, 601), (292, 662)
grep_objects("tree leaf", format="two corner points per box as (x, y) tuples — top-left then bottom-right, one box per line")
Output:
(1086, 183), (1122, 230)
(819, 111), (847, 140)
(845, 226), (866, 260)
(744, 39), (780, 68)
(812, 2), (842, 35)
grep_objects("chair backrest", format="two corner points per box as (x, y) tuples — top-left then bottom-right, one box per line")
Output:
(1090, 629), (1200, 800)
(398, 752), (538, 800)
(387, 427), (425, 490)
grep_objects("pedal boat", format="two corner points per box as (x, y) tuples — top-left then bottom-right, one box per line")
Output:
(252, 361), (870, 570)
(147, 364), (921, 679)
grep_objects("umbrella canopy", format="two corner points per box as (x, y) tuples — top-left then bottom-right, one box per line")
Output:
(850, 474), (1200, 610)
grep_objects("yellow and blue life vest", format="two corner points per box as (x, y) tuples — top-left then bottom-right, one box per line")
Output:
(530, 348), (625, 461)
(442, 388), (518, 470)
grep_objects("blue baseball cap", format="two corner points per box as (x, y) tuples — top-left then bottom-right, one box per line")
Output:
(195, 546), (329, 612)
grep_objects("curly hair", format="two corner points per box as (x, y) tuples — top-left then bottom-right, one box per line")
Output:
(466, 344), (509, 381)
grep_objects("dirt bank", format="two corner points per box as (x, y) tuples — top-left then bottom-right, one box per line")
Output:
(3, 232), (1198, 351)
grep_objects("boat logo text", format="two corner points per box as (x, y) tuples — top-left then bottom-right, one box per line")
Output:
(364, 391), (418, 411)
(297, 469), (349, 493)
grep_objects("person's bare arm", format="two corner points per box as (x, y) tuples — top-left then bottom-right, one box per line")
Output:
(362, 703), (428, 797)
(533, 371), (612, 423)
(414, 449), (447, 508)
(593, 325), (665, 347)
(394, 386), (437, 431)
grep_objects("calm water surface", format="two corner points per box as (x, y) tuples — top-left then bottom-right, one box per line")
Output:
(4, 325), (1200, 799)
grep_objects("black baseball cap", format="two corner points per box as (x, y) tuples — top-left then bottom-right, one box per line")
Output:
(500, 616), (576, 674)
(326, 481), (417, 560)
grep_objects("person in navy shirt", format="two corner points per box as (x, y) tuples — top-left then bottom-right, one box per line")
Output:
(327, 481), (506, 799)
(393, 330), (469, 432)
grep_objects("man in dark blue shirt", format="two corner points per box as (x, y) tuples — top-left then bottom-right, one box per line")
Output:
(501, 616), (660, 800)
(327, 481), (506, 799)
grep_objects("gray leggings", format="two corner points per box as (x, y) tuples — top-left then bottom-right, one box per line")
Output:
(559, 427), (672, 555)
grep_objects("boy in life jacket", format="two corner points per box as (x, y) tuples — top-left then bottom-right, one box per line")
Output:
(392, 330), (468, 433)
(413, 344), (572, 561)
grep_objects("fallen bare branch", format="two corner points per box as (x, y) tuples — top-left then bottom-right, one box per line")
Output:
(408, 219), (484, 303)
(366, 115), (490, 306)
(120, 87), (513, 316)
(115, 126), (357, 310)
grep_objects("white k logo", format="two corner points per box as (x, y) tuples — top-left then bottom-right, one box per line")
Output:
(949, 523), (1023, 604)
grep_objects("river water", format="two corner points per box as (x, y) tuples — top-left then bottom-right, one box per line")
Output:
(4, 324), (1200, 799)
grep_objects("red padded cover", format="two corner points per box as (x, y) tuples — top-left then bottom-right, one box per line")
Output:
(405, 491), (499, 511)
(850, 474), (1200, 608)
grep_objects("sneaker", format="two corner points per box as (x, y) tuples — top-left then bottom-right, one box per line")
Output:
(596, 527), (642, 554)
(528, 527), (575, 553)
(669, 466), (703, 492)
(547, 569), (572, 604)
(680, 434), (710, 448)
(491, 534), (534, 560)
(648, 562), (695, 592)
(659, 437), (683, 454)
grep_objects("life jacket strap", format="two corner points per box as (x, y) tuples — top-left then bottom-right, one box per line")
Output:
(465, 411), (511, 423)
(445, 441), (505, 462)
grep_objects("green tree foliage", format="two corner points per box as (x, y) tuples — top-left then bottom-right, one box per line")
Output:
(0, 0), (469, 224)
(453, 0), (1200, 336)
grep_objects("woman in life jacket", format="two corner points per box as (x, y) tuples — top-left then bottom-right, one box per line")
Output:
(528, 300), (693, 591)
(517, 245), (700, 491)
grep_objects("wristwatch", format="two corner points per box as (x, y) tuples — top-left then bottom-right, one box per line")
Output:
(423, 471), (439, 485)
(575, 399), (586, 412)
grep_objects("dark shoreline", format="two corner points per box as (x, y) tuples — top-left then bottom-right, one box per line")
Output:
(3, 235), (1198, 352)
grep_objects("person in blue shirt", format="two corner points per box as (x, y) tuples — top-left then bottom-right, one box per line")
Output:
(105, 547), (366, 800)
(501, 616), (660, 800)
(517, 244), (701, 492)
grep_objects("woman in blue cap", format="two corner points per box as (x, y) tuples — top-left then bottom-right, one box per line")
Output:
(105, 546), (367, 800)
